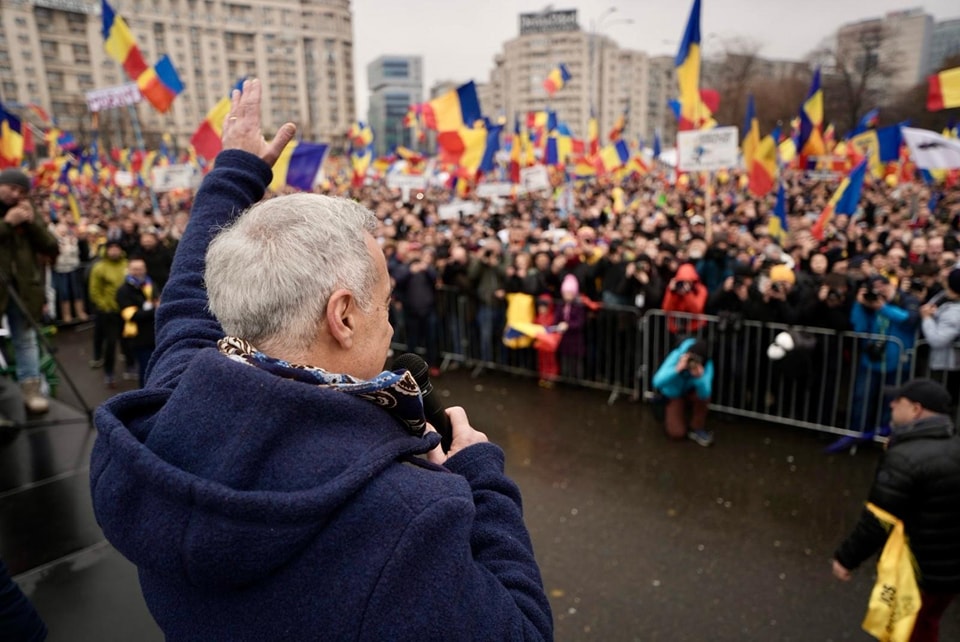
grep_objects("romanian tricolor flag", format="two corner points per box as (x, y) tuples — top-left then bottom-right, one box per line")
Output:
(812, 159), (868, 241)
(769, 181), (788, 243)
(136, 55), (184, 114)
(849, 123), (903, 179)
(269, 141), (329, 192)
(674, 0), (713, 131)
(101, 0), (149, 80)
(749, 131), (778, 197)
(742, 94), (760, 173)
(543, 63), (572, 96)
(927, 66), (960, 111)
(798, 68), (825, 163)
(0, 101), (24, 168)
(422, 81), (482, 132)
(599, 140), (630, 172)
(608, 108), (628, 142)
(349, 122), (375, 187)
(544, 124), (574, 166)
(190, 78), (245, 161)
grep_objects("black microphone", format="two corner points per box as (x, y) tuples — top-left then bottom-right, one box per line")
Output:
(393, 353), (452, 452)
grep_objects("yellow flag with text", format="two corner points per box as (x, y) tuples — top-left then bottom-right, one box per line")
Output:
(861, 503), (921, 642)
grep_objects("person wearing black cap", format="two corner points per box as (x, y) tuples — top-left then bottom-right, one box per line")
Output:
(833, 378), (960, 641)
(920, 268), (960, 404)
(0, 168), (59, 415)
(87, 240), (128, 387)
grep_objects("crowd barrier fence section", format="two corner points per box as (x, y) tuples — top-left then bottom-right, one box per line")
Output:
(639, 310), (915, 439)
(391, 292), (959, 436)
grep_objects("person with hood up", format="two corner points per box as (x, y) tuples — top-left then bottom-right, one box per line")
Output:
(651, 337), (715, 446)
(88, 79), (552, 641)
(661, 262), (708, 335)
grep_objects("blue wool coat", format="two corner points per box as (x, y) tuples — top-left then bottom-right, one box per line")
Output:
(89, 151), (553, 641)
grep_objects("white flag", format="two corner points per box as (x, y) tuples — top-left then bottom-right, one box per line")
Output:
(901, 126), (960, 169)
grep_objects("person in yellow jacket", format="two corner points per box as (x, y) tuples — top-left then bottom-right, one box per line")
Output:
(88, 240), (127, 388)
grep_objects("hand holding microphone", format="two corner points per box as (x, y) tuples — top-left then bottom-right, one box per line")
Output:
(393, 353), (487, 457)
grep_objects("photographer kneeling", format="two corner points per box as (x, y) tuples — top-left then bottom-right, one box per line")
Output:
(652, 338), (715, 446)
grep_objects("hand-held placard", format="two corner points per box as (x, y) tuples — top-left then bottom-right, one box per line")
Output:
(393, 353), (452, 452)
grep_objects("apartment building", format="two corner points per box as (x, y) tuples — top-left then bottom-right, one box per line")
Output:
(0, 0), (355, 150)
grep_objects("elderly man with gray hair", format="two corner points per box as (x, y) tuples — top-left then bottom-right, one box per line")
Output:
(89, 79), (552, 641)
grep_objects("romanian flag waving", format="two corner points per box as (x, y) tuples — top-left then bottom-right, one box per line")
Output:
(674, 0), (713, 131)
(421, 81), (482, 133)
(101, 0), (182, 113)
(798, 68), (825, 164)
(927, 66), (960, 111)
(101, 0), (149, 80)
(0, 101), (24, 168)
(812, 159), (868, 241)
(191, 78), (246, 161)
(543, 64), (572, 96)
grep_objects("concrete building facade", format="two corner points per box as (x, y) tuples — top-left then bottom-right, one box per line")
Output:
(928, 18), (960, 74)
(0, 0), (355, 151)
(366, 55), (421, 157)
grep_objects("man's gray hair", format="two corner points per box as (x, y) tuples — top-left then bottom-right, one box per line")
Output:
(206, 193), (378, 354)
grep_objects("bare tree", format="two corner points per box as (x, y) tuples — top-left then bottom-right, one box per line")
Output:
(810, 22), (902, 134)
(707, 37), (764, 128)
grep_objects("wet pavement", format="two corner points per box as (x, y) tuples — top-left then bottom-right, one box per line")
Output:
(1, 324), (957, 641)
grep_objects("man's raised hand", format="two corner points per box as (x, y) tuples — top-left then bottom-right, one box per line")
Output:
(220, 78), (296, 168)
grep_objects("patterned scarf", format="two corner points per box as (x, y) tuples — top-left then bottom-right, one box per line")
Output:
(217, 336), (427, 437)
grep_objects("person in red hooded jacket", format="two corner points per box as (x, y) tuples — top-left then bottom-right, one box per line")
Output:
(662, 262), (708, 334)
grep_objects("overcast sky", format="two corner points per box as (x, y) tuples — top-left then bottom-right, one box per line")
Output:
(352, 0), (959, 118)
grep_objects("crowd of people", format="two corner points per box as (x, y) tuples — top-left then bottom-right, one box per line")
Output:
(6, 140), (960, 431)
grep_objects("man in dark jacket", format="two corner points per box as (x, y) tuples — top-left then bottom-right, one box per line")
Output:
(116, 256), (156, 388)
(833, 379), (960, 641)
(0, 168), (59, 414)
(89, 79), (552, 641)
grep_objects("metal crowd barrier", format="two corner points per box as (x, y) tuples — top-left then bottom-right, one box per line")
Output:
(391, 291), (960, 436)
(392, 288), (643, 402)
(639, 310), (917, 438)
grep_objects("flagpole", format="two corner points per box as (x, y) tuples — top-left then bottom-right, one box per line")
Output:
(127, 104), (161, 214)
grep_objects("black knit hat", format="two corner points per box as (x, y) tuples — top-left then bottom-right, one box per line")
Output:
(885, 378), (952, 414)
(686, 339), (709, 362)
(0, 169), (30, 192)
(948, 268), (960, 295)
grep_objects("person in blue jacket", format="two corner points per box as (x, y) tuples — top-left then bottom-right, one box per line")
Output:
(850, 274), (919, 433)
(652, 337), (715, 446)
(89, 79), (552, 641)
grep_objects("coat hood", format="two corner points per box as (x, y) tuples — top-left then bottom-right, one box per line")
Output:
(90, 349), (437, 590)
(675, 263), (700, 282)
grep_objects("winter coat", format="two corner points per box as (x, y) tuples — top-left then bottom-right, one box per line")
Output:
(0, 201), (58, 320)
(89, 151), (553, 641)
(116, 278), (156, 350)
(661, 263), (708, 333)
(921, 299), (960, 371)
(88, 257), (128, 313)
(652, 337), (714, 400)
(835, 414), (960, 593)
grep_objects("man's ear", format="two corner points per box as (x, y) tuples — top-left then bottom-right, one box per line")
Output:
(325, 289), (356, 349)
